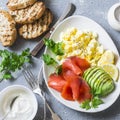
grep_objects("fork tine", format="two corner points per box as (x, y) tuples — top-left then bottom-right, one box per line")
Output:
(26, 68), (36, 82)
(23, 71), (34, 88)
(23, 65), (38, 89)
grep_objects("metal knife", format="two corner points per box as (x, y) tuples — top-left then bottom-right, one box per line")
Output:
(31, 3), (76, 57)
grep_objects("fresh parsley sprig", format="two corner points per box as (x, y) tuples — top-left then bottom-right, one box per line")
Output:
(80, 99), (91, 110)
(80, 96), (104, 110)
(0, 48), (31, 80)
(44, 38), (64, 55)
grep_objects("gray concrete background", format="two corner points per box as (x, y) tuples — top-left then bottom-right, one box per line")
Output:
(0, 0), (120, 120)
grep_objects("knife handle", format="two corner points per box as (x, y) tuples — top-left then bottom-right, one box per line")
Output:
(31, 27), (54, 57)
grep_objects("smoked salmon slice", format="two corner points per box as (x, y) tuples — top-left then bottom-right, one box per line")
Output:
(62, 57), (83, 75)
(61, 83), (74, 101)
(62, 56), (90, 75)
(63, 70), (91, 101)
(62, 70), (82, 100)
(71, 56), (90, 72)
(48, 73), (66, 92)
(78, 79), (92, 103)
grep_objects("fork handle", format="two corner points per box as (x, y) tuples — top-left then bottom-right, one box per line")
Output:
(34, 88), (59, 120)
(34, 88), (46, 120)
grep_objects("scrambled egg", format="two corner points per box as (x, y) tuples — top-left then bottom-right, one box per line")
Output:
(56, 28), (105, 66)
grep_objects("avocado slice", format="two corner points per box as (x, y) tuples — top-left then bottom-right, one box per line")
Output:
(90, 69), (105, 89)
(94, 73), (110, 91)
(101, 80), (115, 96)
(85, 67), (100, 82)
(97, 77), (112, 96)
(93, 72), (108, 95)
(83, 67), (95, 80)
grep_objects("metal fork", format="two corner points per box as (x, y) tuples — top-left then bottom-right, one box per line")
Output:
(22, 64), (61, 120)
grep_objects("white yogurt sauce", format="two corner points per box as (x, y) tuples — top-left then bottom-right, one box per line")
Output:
(2, 91), (35, 120)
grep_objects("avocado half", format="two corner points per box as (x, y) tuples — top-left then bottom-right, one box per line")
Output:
(83, 67), (115, 97)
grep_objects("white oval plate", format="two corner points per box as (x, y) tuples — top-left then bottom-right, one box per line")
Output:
(43, 15), (120, 112)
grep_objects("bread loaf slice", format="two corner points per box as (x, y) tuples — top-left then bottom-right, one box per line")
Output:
(7, 0), (36, 10)
(9, 1), (46, 24)
(0, 10), (17, 46)
(19, 8), (53, 39)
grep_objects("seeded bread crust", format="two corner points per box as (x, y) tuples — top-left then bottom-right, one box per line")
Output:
(19, 8), (53, 39)
(7, 0), (36, 10)
(9, 1), (46, 24)
(0, 10), (17, 46)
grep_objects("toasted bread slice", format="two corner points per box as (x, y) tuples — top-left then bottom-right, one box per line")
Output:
(0, 10), (17, 46)
(19, 8), (53, 39)
(9, 1), (46, 24)
(7, 0), (36, 10)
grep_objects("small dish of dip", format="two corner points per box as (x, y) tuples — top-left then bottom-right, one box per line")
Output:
(0, 85), (38, 120)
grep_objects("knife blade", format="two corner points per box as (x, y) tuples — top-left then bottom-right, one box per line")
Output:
(31, 3), (76, 57)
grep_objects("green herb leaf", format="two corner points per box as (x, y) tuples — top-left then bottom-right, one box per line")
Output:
(44, 38), (64, 55)
(80, 96), (103, 110)
(56, 65), (62, 75)
(3, 73), (12, 79)
(80, 100), (91, 110)
(42, 54), (57, 65)
(91, 96), (104, 108)
(0, 48), (31, 80)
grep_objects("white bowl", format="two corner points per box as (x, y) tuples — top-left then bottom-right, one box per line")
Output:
(0, 85), (38, 120)
(107, 3), (120, 31)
